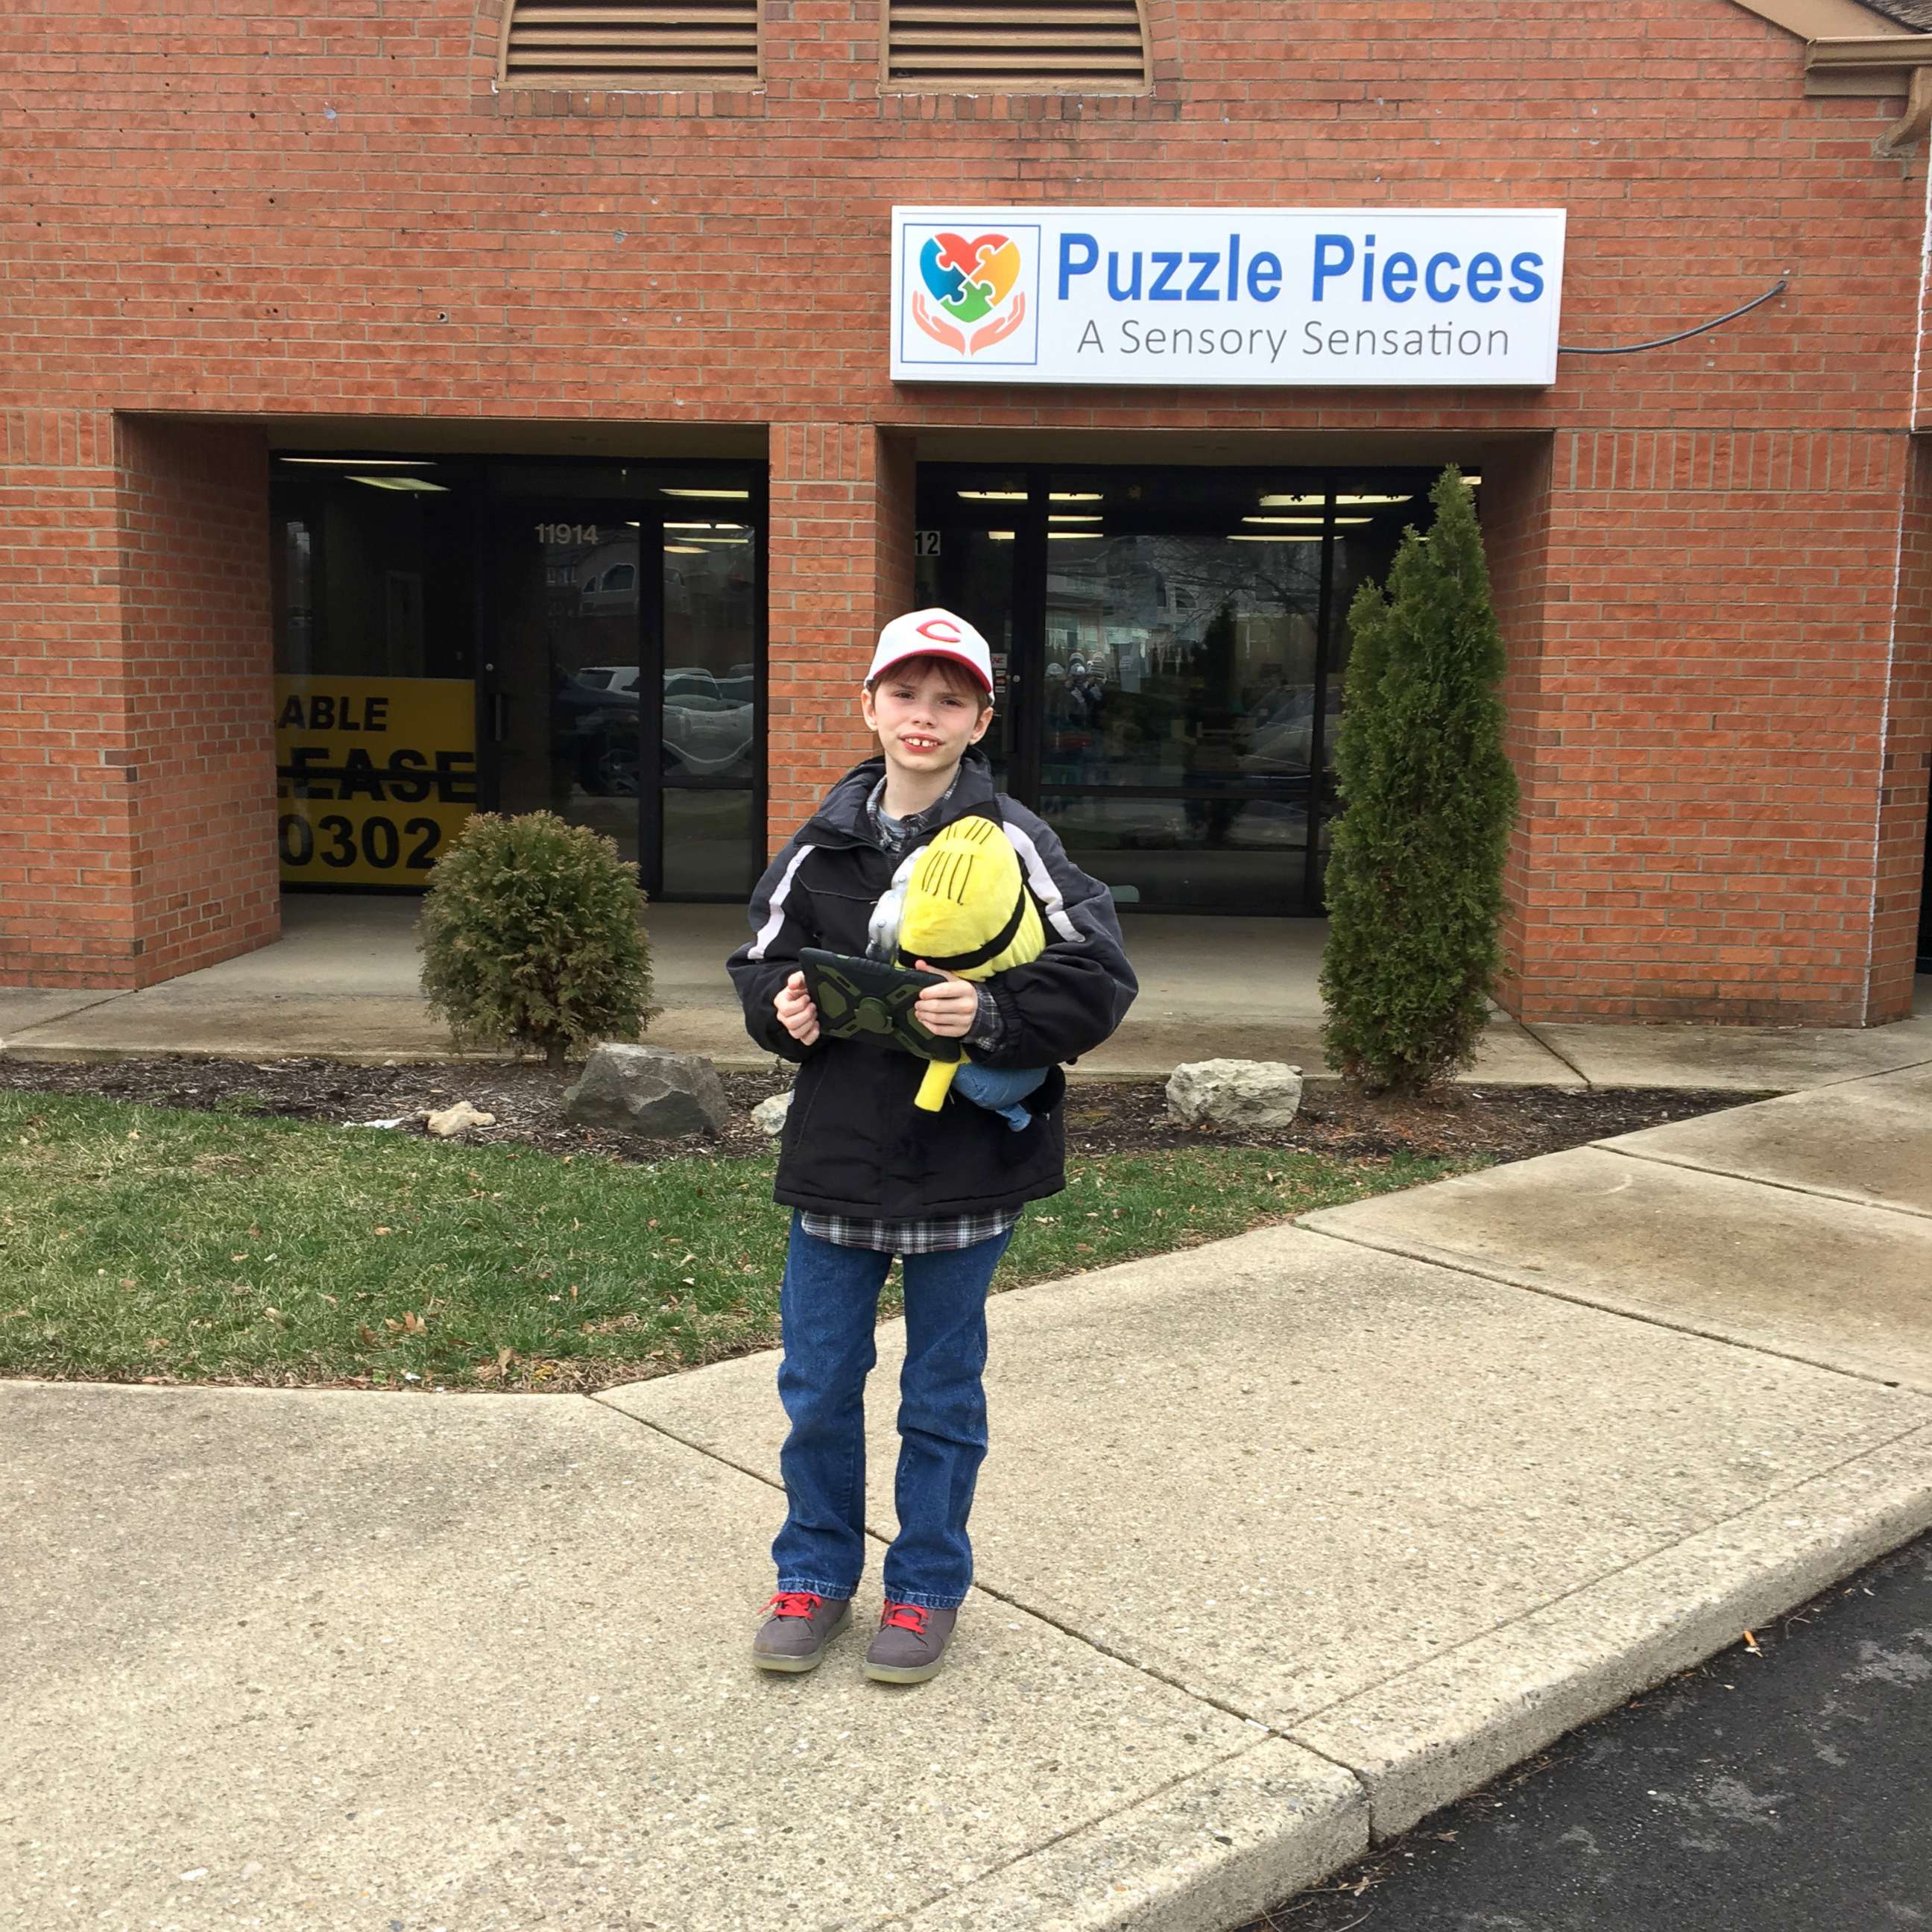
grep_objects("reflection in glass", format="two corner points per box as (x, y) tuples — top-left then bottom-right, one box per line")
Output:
(662, 529), (757, 783)
(663, 789), (757, 897)
(1042, 534), (1322, 793)
(497, 522), (643, 863)
(1038, 792), (1309, 915)
(915, 526), (1014, 783)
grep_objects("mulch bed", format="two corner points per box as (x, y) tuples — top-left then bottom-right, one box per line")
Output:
(0, 1052), (1764, 1168)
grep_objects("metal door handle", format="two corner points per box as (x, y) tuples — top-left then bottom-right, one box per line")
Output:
(492, 693), (509, 743)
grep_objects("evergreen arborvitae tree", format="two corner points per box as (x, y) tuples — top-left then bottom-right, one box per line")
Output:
(418, 811), (656, 1071)
(1319, 467), (1518, 1093)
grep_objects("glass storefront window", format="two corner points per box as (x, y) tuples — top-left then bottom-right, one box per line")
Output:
(269, 461), (473, 681)
(1041, 533), (1322, 791)
(912, 460), (1458, 914)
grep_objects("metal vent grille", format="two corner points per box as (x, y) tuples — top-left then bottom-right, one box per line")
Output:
(884, 0), (1149, 91)
(499, 0), (760, 89)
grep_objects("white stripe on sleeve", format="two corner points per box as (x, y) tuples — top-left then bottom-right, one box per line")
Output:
(1000, 822), (1083, 944)
(747, 845), (814, 960)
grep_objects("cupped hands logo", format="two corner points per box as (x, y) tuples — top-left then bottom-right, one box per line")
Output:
(913, 231), (1027, 356)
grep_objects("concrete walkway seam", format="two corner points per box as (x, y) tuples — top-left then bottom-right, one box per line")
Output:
(1290, 1214), (1928, 1398)
(1513, 1019), (1593, 1085)
(591, 1386), (1352, 1752)
(1767, 1049), (1932, 1093)
(1284, 1421), (1932, 1842)
(1588, 1140), (1932, 1222)
(586, 1389), (1374, 1932)
(1275, 1406), (1932, 1739)
(881, 1737), (1368, 1932)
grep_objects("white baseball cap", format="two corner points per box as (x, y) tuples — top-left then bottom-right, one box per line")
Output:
(868, 607), (994, 695)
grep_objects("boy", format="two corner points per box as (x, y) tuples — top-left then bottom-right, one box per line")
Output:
(726, 608), (1137, 1684)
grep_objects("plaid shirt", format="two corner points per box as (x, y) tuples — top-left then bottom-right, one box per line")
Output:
(798, 1207), (1020, 1255)
(799, 774), (1021, 1257)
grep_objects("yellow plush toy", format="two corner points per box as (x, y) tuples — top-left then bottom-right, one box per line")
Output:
(895, 816), (1045, 1112)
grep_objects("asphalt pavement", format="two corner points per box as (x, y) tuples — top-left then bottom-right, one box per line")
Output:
(1241, 1532), (1932, 1932)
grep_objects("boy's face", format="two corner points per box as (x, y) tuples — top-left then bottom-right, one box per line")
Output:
(861, 660), (991, 779)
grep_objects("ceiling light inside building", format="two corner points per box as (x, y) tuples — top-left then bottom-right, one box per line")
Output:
(279, 456), (435, 468)
(1243, 516), (1371, 526)
(1049, 491), (1103, 502)
(959, 490), (1029, 501)
(1333, 493), (1414, 505)
(347, 474), (449, 493)
(1049, 514), (1102, 523)
(1257, 493), (1325, 508)
(987, 530), (1016, 541)
(665, 544), (707, 555)
(1047, 530), (1102, 540)
(664, 520), (745, 531)
(661, 487), (751, 499)
(1228, 532), (1322, 543)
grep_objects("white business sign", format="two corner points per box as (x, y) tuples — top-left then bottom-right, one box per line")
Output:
(890, 206), (1565, 388)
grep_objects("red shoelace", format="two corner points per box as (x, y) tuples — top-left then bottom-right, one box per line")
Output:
(766, 1591), (824, 1620)
(880, 1600), (929, 1635)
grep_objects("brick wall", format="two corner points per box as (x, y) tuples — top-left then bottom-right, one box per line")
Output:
(115, 417), (280, 986)
(0, 409), (131, 986)
(2, 0), (1929, 1016)
(1507, 429), (1910, 1024)
(0, 413), (277, 990)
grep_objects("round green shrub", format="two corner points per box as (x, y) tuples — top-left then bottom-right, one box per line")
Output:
(417, 811), (656, 1070)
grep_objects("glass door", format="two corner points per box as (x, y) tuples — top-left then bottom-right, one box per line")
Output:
(490, 507), (644, 863)
(1035, 484), (1328, 916)
(485, 471), (764, 900)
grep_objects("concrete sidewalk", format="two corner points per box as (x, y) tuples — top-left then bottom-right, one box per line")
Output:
(7, 1069), (1932, 1930)
(5, 894), (1931, 1088)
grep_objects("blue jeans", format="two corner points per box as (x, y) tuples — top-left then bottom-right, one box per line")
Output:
(953, 1060), (1048, 1131)
(772, 1213), (1014, 1610)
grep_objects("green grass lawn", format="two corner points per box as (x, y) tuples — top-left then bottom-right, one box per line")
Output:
(0, 1090), (1471, 1394)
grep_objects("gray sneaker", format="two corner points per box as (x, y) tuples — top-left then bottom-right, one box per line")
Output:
(751, 1591), (851, 1673)
(862, 1600), (959, 1684)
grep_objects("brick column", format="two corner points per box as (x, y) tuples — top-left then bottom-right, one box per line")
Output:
(0, 410), (277, 989)
(1875, 435), (1932, 1023)
(1493, 428), (1910, 1026)
(1480, 435), (1556, 1023)
(765, 421), (914, 851)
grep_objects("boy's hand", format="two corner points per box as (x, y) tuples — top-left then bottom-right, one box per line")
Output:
(775, 971), (820, 1046)
(913, 963), (979, 1039)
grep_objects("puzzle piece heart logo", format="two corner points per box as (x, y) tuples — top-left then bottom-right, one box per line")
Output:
(912, 231), (1029, 356)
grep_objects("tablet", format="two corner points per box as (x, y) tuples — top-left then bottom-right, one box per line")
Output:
(799, 948), (960, 1062)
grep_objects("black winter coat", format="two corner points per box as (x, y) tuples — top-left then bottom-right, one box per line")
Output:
(724, 751), (1138, 1219)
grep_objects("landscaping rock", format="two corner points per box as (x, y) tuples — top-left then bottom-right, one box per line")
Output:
(751, 1090), (793, 1137)
(425, 1101), (495, 1137)
(1166, 1058), (1305, 1131)
(564, 1044), (730, 1138)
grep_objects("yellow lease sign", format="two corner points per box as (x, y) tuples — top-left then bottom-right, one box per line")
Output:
(275, 676), (478, 888)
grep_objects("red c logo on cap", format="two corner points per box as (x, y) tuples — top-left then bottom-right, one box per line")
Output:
(915, 617), (962, 645)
